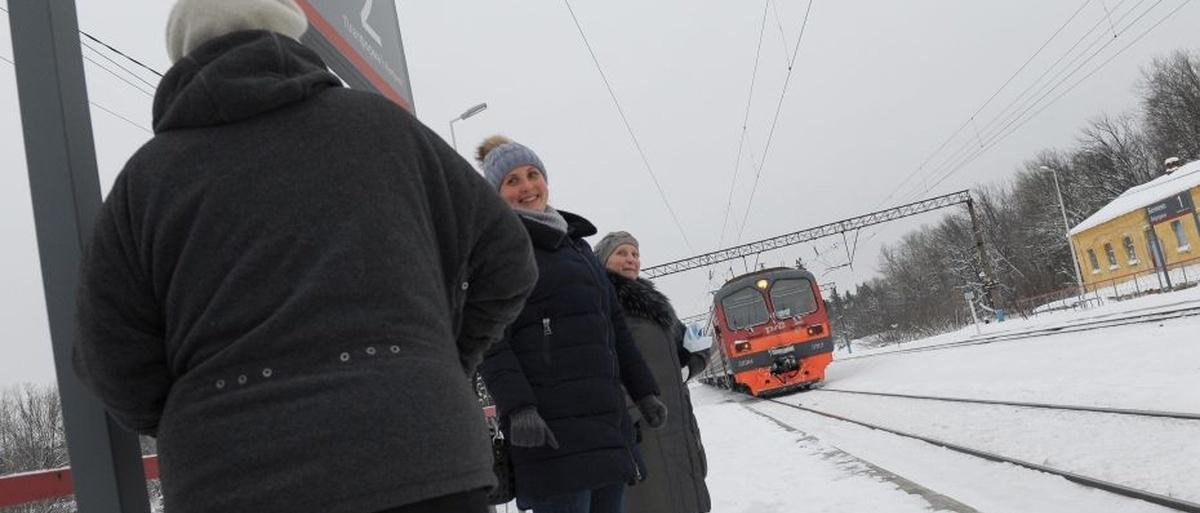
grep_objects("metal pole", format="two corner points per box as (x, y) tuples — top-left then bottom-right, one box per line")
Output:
(8, 2), (151, 512)
(449, 118), (459, 153)
(965, 197), (999, 311)
(1049, 168), (1086, 297)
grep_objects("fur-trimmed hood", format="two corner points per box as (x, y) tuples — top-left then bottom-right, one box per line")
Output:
(608, 271), (679, 332)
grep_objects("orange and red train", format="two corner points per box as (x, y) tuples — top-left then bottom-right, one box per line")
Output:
(698, 267), (834, 396)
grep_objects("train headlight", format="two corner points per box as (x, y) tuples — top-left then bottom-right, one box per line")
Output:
(734, 340), (752, 352)
(755, 279), (769, 290)
(806, 325), (824, 336)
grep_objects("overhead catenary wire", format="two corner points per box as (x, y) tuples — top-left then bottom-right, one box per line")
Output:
(716, 1), (770, 251)
(734, 0), (815, 245)
(914, 0), (1189, 200)
(876, 0), (1096, 210)
(561, 0), (695, 253)
(894, 0), (1159, 205)
(0, 53), (152, 134)
(81, 39), (159, 91)
(903, 0), (1152, 202)
(909, 0), (1171, 201)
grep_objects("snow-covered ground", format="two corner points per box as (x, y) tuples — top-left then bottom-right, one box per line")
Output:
(683, 286), (1200, 512)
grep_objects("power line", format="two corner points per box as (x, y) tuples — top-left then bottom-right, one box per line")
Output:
(0, 53), (152, 134)
(81, 39), (159, 90)
(717, 0), (770, 250)
(561, 0), (695, 252)
(916, 0), (1189, 199)
(734, 0), (815, 245)
(0, 5), (163, 87)
(876, 0), (1096, 209)
(918, 0), (1151, 193)
(77, 30), (164, 78)
(80, 51), (155, 97)
(913, 0), (1168, 198)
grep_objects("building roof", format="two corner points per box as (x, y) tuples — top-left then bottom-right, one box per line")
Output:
(1069, 159), (1200, 235)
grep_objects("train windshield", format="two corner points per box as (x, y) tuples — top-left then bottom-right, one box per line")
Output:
(721, 287), (769, 330)
(770, 278), (817, 318)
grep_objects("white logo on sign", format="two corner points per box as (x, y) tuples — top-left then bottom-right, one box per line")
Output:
(360, 0), (382, 46)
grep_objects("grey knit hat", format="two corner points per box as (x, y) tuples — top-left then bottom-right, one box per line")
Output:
(166, 0), (309, 63)
(483, 142), (547, 189)
(594, 231), (639, 266)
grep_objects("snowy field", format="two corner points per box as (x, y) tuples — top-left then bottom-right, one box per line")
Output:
(685, 286), (1200, 512)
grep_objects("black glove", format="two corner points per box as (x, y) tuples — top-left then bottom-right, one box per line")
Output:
(508, 407), (559, 449)
(636, 395), (668, 429)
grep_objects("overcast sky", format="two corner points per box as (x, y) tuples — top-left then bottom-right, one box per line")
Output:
(3, 0), (1197, 386)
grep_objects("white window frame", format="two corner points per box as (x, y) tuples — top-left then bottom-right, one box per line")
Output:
(1172, 219), (1191, 252)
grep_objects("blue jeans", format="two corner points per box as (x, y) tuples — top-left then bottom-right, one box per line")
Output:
(517, 482), (626, 513)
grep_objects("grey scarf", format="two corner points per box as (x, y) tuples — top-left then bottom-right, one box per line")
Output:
(516, 206), (569, 235)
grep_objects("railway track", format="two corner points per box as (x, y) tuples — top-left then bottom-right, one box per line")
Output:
(839, 303), (1200, 361)
(811, 388), (1200, 421)
(754, 396), (1200, 513)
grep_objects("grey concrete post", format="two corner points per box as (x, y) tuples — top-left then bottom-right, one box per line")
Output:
(8, 1), (151, 512)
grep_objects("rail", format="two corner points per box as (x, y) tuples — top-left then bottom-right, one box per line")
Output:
(811, 388), (1200, 421)
(756, 398), (1200, 512)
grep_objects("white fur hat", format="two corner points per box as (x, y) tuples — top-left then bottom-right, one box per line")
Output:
(166, 0), (309, 63)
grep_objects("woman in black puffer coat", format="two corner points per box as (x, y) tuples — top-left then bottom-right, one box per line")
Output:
(476, 136), (667, 513)
(595, 232), (711, 513)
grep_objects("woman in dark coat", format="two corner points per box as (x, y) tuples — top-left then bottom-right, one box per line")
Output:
(476, 136), (667, 513)
(595, 232), (712, 513)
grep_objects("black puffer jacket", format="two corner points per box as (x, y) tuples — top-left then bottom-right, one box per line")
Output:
(609, 272), (711, 513)
(480, 211), (659, 500)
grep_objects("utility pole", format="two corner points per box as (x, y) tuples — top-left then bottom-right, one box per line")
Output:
(8, 2), (150, 512)
(1041, 166), (1086, 296)
(966, 197), (999, 311)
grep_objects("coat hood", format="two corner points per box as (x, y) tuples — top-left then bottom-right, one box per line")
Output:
(153, 30), (340, 133)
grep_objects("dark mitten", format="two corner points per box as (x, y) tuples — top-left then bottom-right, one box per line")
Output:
(636, 395), (668, 429)
(507, 407), (559, 449)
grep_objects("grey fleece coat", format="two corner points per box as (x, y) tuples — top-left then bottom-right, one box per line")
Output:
(609, 272), (711, 513)
(73, 31), (537, 513)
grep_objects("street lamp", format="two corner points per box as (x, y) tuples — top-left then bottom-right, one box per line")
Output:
(448, 102), (488, 152)
(1041, 165), (1086, 296)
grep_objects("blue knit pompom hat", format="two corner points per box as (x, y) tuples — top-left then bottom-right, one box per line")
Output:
(481, 139), (547, 190)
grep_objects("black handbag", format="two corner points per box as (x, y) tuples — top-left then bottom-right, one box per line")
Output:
(486, 415), (516, 505)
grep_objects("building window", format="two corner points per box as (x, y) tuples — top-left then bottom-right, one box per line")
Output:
(1104, 243), (1119, 270)
(1171, 220), (1191, 251)
(1123, 236), (1138, 264)
(1087, 249), (1100, 272)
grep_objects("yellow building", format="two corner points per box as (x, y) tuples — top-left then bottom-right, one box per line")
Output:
(1069, 159), (1200, 292)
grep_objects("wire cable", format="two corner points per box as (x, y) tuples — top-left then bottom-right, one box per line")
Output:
(81, 39), (159, 90)
(916, 0), (1188, 199)
(876, 0), (1096, 209)
(0, 53), (152, 133)
(717, 1), (770, 250)
(734, 0), (815, 244)
(561, 0), (696, 252)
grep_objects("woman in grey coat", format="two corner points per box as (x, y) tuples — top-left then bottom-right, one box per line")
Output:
(595, 232), (712, 513)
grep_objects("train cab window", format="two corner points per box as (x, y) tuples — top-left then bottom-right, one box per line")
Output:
(769, 278), (817, 319)
(721, 288), (769, 330)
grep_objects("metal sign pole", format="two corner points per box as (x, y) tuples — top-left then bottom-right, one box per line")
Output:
(8, 2), (150, 512)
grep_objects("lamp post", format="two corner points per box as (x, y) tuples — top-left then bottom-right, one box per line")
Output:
(448, 102), (488, 152)
(1041, 165), (1086, 296)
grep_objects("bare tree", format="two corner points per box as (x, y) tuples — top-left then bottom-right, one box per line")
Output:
(1141, 50), (1200, 163)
